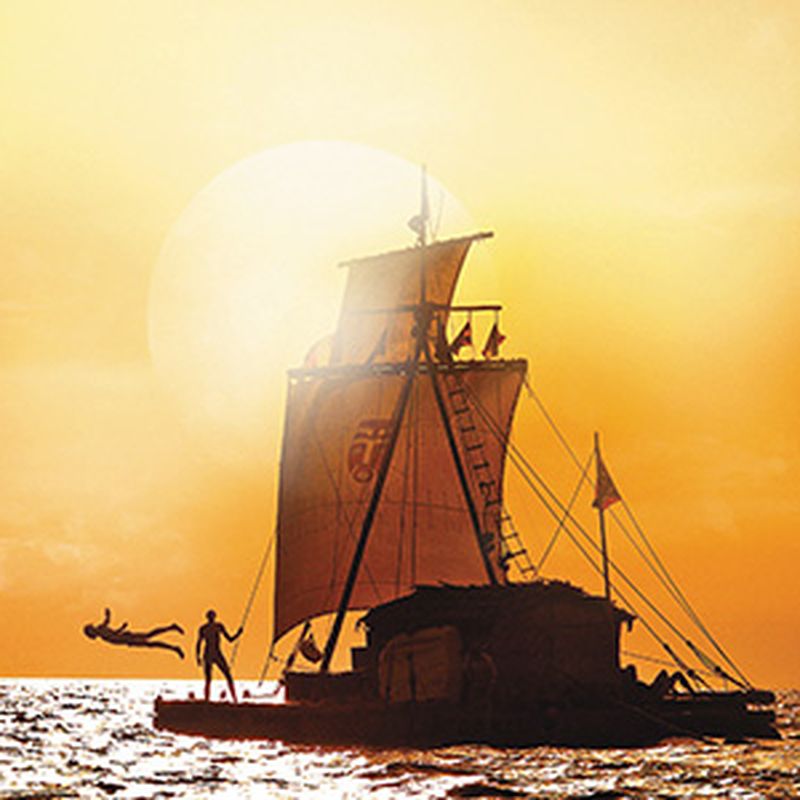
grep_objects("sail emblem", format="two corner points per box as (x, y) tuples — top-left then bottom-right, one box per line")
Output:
(348, 419), (392, 483)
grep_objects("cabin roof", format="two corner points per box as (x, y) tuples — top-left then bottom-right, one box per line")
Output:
(361, 580), (635, 638)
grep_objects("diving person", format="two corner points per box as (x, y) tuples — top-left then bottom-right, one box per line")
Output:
(83, 608), (185, 659)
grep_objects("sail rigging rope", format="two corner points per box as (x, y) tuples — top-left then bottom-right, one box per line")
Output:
(311, 426), (384, 608)
(522, 378), (750, 687)
(535, 449), (594, 573)
(622, 649), (716, 678)
(462, 380), (736, 688)
(231, 526), (277, 669)
(394, 383), (415, 593)
(618, 498), (750, 686)
(257, 640), (277, 686)
(410, 379), (420, 586)
(528, 377), (712, 616)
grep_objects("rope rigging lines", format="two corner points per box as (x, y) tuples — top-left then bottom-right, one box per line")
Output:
(235, 360), (750, 693)
(463, 377), (751, 690)
(231, 526), (276, 671)
(528, 377), (745, 679)
(535, 449), (593, 574)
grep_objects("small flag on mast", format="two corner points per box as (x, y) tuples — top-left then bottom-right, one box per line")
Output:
(303, 335), (333, 368)
(448, 320), (472, 357)
(434, 318), (451, 362)
(593, 452), (621, 511)
(299, 631), (323, 663)
(408, 213), (427, 237)
(482, 322), (506, 358)
(285, 620), (312, 671)
(366, 328), (388, 364)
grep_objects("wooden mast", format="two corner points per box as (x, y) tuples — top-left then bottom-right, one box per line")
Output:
(425, 343), (499, 584)
(318, 346), (420, 672)
(320, 166), (430, 672)
(416, 163), (496, 583)
(319, 168), (499, 669)
(594, 431), (612, 600)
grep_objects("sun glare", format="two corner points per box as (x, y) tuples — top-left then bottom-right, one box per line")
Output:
(148, 141), (485, 469)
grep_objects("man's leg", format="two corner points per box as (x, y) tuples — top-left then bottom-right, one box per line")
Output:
(141, 624), (184, 639)
(216, 655), (238, 704)
(203, 658), (213, 701)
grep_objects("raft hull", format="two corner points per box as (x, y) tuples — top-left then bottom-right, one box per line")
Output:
(154, 692), (779, 747)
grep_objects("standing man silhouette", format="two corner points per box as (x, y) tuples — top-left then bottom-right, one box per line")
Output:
(195, 609), (242, 703)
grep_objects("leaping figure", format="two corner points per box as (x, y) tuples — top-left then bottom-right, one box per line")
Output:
(83, 609), (185, 659)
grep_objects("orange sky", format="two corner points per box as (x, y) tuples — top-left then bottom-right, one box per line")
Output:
(2, 2), (799, 687)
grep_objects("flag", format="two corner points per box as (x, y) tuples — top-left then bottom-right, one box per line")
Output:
(303, 335), (333, 368)
(366, 328), (388, 364)
(434, 319), (451, 362)
(408, 167), (430, 240)
(593, 453), (621, 510)
(482, 322), (506, 358)
(449, 321), (472, 357)
(285, 620), (312, 671)
(299, 631), (323, 663)
(407, 214), (426, 236)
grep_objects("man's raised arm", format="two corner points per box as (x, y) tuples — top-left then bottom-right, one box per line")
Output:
(222, 624), (243, 642)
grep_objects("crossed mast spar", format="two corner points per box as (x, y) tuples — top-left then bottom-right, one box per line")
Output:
(244, 222), (749, 693)
(236, 218), (751, 693)
(318, 228), (503, 672)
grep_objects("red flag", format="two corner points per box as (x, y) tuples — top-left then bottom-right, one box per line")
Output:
(449, 321), (472, 356)
(593, 454), (621, 510)
(434, 319), (451, 362)
(407, 213), (426, 237)
(482, 323), (506, 358)
(366, 328), (388, 364)
(286, 620), (312, 670)
(299, 632), (323, 663)
(303, 335), (333, 368)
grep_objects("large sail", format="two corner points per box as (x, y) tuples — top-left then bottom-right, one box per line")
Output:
(331, 233), (491, 365)
(273, 359), (526, 642)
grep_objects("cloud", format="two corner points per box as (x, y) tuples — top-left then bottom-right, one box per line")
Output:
(628, 183), (800, 238)
(677, 185), (800, 221)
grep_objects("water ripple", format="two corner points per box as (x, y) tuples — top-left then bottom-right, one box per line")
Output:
(0, 680), (797, 799)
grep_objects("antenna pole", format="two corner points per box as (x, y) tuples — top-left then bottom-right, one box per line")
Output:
(594, 431), (612, 600)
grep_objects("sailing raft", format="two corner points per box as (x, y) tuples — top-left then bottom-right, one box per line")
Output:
(155, 216), (778, 746)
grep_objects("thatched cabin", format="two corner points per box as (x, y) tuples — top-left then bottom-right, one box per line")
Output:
(352, 582), (634, 709)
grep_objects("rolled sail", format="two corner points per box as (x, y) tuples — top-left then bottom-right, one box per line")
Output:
(332, 233), (492, 365)
(273, 360), (526, 643)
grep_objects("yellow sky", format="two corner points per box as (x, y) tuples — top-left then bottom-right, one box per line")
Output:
(1, 2), (799, 686)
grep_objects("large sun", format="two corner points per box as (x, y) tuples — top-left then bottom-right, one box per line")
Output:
(148, 141), (489, 469)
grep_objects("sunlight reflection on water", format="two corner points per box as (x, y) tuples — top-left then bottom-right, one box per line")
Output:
(0, 680), (797, 799)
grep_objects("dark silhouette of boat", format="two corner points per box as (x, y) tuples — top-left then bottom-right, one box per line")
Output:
(155, 190), (778, 746)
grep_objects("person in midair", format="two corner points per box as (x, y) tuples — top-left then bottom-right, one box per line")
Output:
(83, 609), (184, 659)
(195, 609), (243, 703)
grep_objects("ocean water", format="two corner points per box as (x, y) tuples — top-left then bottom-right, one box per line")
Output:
(0, 680), (797, 799)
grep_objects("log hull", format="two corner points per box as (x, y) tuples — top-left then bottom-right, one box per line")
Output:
(154, 693), (779, 748)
